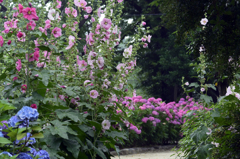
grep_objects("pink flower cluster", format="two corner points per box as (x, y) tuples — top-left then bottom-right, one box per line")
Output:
(119, 95), (211, 134)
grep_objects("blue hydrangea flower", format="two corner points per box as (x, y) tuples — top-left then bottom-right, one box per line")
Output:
(0, 131), (4, 137)
(15, 133), (36, 146)
(36, 150), (50, 159)
(17, 106), (39, 121)
(28, 147), (37, 156)
(8, 115), (21, 127)
(17, 153), (33, 159)
(0, 151), (13, 157)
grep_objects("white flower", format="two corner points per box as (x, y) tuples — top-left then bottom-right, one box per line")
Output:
(185, 82), (189, 86)
(206, 128), (212, 135)
(48, 9), (60, 20)
(200, 18), (208, 26)
(201, 88), (205, 92)
(102, 120), (111, 130)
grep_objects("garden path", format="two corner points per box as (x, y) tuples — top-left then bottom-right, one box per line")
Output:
(111, 150), (180, 159)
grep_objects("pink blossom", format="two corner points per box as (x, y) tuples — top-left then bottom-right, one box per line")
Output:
(71, 21), (78, 31)
(13, 76), (18, 81)
(34, 50), (39, 61)
(17, 32), (26, 42)
(7, 40), (11, 45)
(91, 17), (95, 22)
(48, 9), (59, 20)
(30, 104), (37, 109)
(96, 57), (104, 68)
(18, 4), (23, 13)
(77, 59), (87, 71)
(16, 59), (22, 71)
(101, 18), (112, 30)
(4, 21), (13, 30)
(85, 6), (92, 13)
(147, 35), (152, 43)
(149, 117), (155, 121)
(39, 27), (47, 35)
(22, 7), (38, 21)
(143, 43), (148, 48)
(74, 0), (87, 8)
(72, 8), (78, 17)
(0, 36), (4, 47)
(45, 19), (51, 29)
(84, 15), (89, 19)
(116, 63), (125, 71)
(59, 95), (65, 100)
(142, 21), (146, 26)
(56, 0), (62, 8)
(118, 0), (123, 3)
(26, 53), (34, 62)
(90, 90), (99, 98)
(152, 111), (159, 116)
(62, 24), (66, 28)
(26, 20), (36, 30)
(97, 7), (103, 18)
(37, 62), (46, 68)
(142, 117), (148, 123)
(52, 27), (62, 38)
(135, 129), (141, 134)
(21, 84), (27, 93)
(66, 35), (75, 50)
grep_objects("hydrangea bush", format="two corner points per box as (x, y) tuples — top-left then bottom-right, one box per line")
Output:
(0, 103), (49, 159)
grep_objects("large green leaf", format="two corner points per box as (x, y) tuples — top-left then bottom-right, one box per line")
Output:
(0, 137), (12, 144)
(50, 120), (69, 139)
(55, 109), (84, 123)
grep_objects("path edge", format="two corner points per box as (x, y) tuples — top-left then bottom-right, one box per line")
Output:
(110, 145), (179, 156)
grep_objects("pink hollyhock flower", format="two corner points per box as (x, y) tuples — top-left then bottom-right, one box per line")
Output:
(201, 88), (205, 92)
(22, 7), (38, 21)
(102, 120), (111, 130)
(30, 104), (37, 109)
(4, 21), (13, 30)
(85, 6), (92, 13)
(77, 59), (87, 71)
(75, 0), (87, 8)
(166, 118), (170, 121)
(26, 20), (36, 30)
(13, 76), (18, 81)
(96, 57), (104, 68)
(16, 59), (22, 71)
(84, 15), (89, 19)
(118, 0), (123, 3)
(17, 31), (24, 38)
(143, 43), (148, 48)
(116, 63), (125, 71)
(129, 125), (137, 130)
(18, 4), (23, 13)
(142, 21), (146, 26)
(26, 53), (34, 62)
(101, 18), (112, 30)
(155, 118), (161, 123)
(65, 7), (71, 16)
(84, 80), (91, 86)
(52, 27), (62, 38)
(90, 90), (99, 98)
(72, 8), (77, 17)
(0, 36), (4, 47)
(97, 7), (103, 18)
(34, 50), (39, 61)
(21, 84), (27, 93)
(45, 19), (51, 29)
(83, 45), (87, 53)
(62, 24), (67, 28)
(17, 32), (26, 42)
(152, 121), (157, 127)
(91, 17), (95, 22)
(141, 37), (146, 42)
(135, 129), (141, 134)
(66, 35), (75, 49)
(39, 27), (47, 35)
(48, 9), (59, 20)
(71, 21), (78, 31)
(59, 95), (65, 100)
(37, 62), (46, 68)
(147, 35), (152, 43)
(56, 0), (62, 8)
(200, 18), (208, 26)
(7, 40), (11, 45)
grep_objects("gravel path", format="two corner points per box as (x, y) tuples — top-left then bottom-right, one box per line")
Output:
(111, 151), (180, 159)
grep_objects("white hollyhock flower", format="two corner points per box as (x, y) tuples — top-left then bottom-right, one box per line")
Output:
(48, 9), (60, 20)
(200, 18), (208, 26)
(102, 120), (111, 130)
